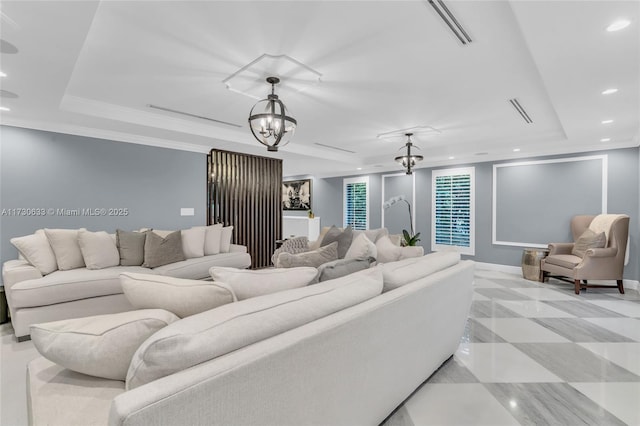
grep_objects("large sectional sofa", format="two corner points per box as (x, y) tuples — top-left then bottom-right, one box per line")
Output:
(26, 251), (474, 426)
(3, 227), (251, 340)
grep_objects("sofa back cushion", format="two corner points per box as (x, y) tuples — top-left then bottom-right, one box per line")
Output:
(320, 225), (353, 259)
(116, 230), (146, 266)
(44, 228), (85, 270)
(126, 267), (384, 390)
(120, 273), (236, 318)
(209, 266), (318, 300)
(181, 227), (206, 259)
(381, 251), (460, 292)
(31, 309), (179, 381)
(345, 233), (377, 260)
(10, 230), (58, 275)
(202, 224), (223, 255)
(142, 231), (185, 268)
(78, 230), (120, 270)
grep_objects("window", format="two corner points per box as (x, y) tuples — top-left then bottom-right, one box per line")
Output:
(432, 167), (475, 255)
(343, 176), (369, 230)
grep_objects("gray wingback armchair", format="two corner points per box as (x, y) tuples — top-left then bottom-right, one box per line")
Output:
(541, 214), (629, 295)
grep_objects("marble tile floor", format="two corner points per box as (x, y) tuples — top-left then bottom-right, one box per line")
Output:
(383, 271), (640, 426)
(1, 270), (639, 426)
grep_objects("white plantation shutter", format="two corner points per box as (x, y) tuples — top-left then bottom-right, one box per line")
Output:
(432, 168), (475, 255)
(343, 177), (369, 230)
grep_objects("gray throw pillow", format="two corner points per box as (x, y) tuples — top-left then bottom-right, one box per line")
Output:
(117, 230), (146, 266)
(572, 229), (606, 258)
(317, 257), (375, 282)
(321, 225), (353, 259)
(143, 231), (185, 268)
(276, 242), (338, 268)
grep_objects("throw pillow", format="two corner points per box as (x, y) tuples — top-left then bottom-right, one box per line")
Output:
(352, 228), (390, 244)
(572, 229), (607, 258)
(276, 241), (338, 268)
(120, 273), (236, 318)
(116, 230), (146, 266)
(209, 266), (318, 300)
(381, 251), (460, 292)
(10, 230), (58, 275)
(126, 267), (383, 390)
(320, 225), (353, 259)
(203, 224), (223, 255)
(317, 257), (375, 282)
(44, 228), (85, 270)
(142, 230), (185, 268)
(78, 229), (120, 270)
(30, 309), (179, 380)
(375, 235), (403, 263)
(271, 236), (309, 265)
(220, 226), (234, 253)
(345, 233), (377, 260)
(181, 227), (206, 259)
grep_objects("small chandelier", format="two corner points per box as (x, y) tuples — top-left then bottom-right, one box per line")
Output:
(248, 76), (297, 152)
(395, 133), (423, 175)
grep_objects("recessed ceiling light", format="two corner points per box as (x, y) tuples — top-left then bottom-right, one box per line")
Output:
(448, 156), (455, 160)
(513, 148), (521, 152)
(0, 71), (6, 78)
(606, 19), (631, 32)
(600, 138), (611, 142)
(356, 167), (362, 170)
(601, 88), (618, 95)
(601, 119), (614, 124)
(0, 106), (10, 111)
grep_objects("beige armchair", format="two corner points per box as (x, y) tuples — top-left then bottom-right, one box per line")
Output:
(541, 214), (629, 294)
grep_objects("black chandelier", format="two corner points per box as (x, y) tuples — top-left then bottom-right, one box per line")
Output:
(248, 76), (297, 152)
(395, 133), (423, 175)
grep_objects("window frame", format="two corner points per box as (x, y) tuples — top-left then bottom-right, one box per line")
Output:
(343, 176), (370, 230)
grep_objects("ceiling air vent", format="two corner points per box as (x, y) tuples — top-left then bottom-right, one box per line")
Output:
(427, 0), (472, 45)
(314, 142), (356, 154)
(147, 104), (241, 128)
(508, 98), (533, 124)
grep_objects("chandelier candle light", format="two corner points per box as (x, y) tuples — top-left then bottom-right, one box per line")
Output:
(248, 76), (297, 152)
(395, 133), (423, 175)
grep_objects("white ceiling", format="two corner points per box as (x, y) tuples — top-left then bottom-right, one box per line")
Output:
(0, 0), (638, 177)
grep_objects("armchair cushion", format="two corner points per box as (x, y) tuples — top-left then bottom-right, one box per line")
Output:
(544, 254), (582, 269)
(571, 229), (606, 258)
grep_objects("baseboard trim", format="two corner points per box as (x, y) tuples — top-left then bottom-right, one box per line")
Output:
(475, 261), (639, 291)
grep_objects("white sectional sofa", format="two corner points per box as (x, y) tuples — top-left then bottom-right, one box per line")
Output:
(3, 227), (251, 340)
(26, 252), (474, 426)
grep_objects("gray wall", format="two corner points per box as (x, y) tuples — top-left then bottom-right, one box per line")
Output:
(291, 147), (640, 281)
(0, 126), (206, 278)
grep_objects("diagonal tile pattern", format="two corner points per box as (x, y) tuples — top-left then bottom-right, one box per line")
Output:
(385, 273), (640, 426)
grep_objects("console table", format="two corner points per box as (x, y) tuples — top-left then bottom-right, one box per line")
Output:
(283, 216), (320, 241)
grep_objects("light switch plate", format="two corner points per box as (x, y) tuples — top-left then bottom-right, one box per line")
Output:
(180, 208), (195, 216)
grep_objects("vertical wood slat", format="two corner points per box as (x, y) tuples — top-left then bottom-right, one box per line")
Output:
(207, 149), (282, 269)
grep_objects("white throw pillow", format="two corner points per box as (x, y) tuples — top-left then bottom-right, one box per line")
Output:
(203, 224), (223, 255)
(181, 227), (206, 259)
(78, 229), (120, 270)
(209, 266), (318, 300)
(375, 235), (403, 263)
(10, 230), (58, 275)
(120, 272), (236, 318)
(345, 233), (377, 260)
(30, 309), (179, 380)
(126, 267), (383, 390)
(220, 226), (233, 253)
(44, 228), (85, 270)
(381, 251), (461, 292)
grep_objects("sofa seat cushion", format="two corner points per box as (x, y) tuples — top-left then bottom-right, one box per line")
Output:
(152, 252), (251, 279)
(126, 267), (384, 390)
(10, 266), (156, 309)
(381, 251), (460, 292)
(544, 254), (583, 269)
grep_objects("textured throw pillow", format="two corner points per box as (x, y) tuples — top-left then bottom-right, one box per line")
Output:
(203, 224), (223, 255)
(375, 235), (403, 263)
(381, 251), (461, 292)
(317, 257), (375, 282)
(209, 266), (318, 300)
(126, 267), (383, 390)
(10, 230), (58, 275)
(321, 225), (353, 259)
(44, 228), (86, 270)
(572, 229), (607, 258)
(345, 233), (377, 260)
(220, 226), (234, 253)
(181, 227), (206, 259)
(276, 242), (338, 268)
(116, 230), (146, 266)
(78, 229), (120, 270)
(142, 231), (185, 268)
(271, 236), (309, 265)
(30, 309), (179, 380)
(120, 273), (236, 318)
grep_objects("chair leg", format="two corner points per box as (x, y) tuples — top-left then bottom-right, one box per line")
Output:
(617, 279), (625, 294)
(574, 279), (581, 294)
(582, 280), (588, 284)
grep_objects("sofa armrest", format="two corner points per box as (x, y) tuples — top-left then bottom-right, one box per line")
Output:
(2, 260), (42, 292)
(584, 247), (617, 258)
(229, 244), (247, 253)
(548, 243), (573, 255)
